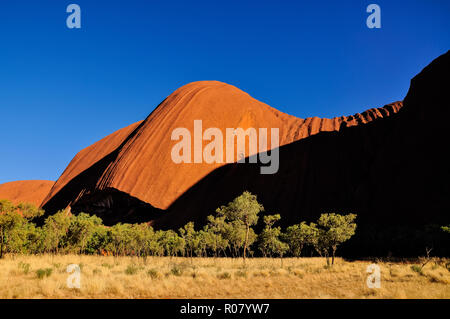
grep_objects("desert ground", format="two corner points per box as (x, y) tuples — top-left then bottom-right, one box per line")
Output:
(0, 255), (449, 299)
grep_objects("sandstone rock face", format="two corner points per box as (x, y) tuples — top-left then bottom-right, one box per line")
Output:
(0, 180), (54, 206)
(42, 51), (449, 256)
(41, 81), (401, 223)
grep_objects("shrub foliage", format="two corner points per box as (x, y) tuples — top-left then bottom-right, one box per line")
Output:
(0, 193), (360, 262)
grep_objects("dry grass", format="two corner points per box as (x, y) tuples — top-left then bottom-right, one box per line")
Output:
(0, 254), (449, 299)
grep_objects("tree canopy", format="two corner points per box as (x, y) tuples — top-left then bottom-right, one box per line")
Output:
(0, 195), (365, 264)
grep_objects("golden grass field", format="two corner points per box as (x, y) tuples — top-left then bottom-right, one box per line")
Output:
(0, 254), (449, 299)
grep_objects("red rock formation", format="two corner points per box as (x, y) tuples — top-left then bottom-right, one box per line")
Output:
(41, 51), (450, 256)
(41, 81), (401, 221)
(0, 180), (54, 206)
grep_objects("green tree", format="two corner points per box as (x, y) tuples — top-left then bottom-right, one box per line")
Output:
(106, 223), (134, 256)
(24, 223), (45, 254)
(66, 213), (103, 254)
(42, 210), (72, 253)
(216, 191), (263, 259)
(314, 213), (357, 266)
(220, 220), (249, 257)
(0, 200), (42, 258)
(85, 225), (109, 255)
(258, 214), (289, 258)
(283, 222), (318, 257)
(157, 230), (185, 257)
(141, 226), (163, 257)
(179, 222), (197, 258)
(193, 229), (208, 257)
(203, 226), (228, 257)
(16, 202), (44, 220)
(204, 215), (229, 257)
(129, 223), (152, 257)
(2, 215), (28, 255)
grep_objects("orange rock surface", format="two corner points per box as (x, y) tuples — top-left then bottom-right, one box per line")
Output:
(41, 81), (401, 214)
(32, 51), (450, 256)
(0, 180), (54, 206)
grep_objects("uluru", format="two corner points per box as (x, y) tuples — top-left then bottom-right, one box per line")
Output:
(0, 180), (54, 207)
(22, 50), (448, 256)
(40, 81), (401, 221)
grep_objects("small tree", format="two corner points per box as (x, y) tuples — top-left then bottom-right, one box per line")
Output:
(204, 215), (229, 257)
(203, 226), (229, 257)
(193, 229), (208, 257)
(0, 200), (43, 258)
(258, 214), (288, 258)
(66, 213), (103, 254)
(24, 223), (45, 254)
(128, 224), (150, 257)
(42, 210), (71, 253)
(158, 230), (185, 257)
(0, 210), (25, 258)
(141, 225), (161, 257)
(283, 221), (318, 257)
(179, 222), (197, 258)
(107, 223), (135, 256)
(85, 225), (109, 255)
(314, 213), (357, 266)
(223, 220), (245, 257)
(216, 191), (263, 260)
(16, 202), (44, 219)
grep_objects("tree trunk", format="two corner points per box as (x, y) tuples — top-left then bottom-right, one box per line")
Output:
(0, 228), (4, 259)
(243, 222), (250, 260)
(331, 246), (336, 265)
(0, 234), (3, 259)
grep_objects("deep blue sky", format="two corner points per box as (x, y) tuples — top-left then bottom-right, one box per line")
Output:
(0, 0), (449, 183)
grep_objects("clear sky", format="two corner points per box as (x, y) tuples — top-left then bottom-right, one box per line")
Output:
(0, 0), (449, 183)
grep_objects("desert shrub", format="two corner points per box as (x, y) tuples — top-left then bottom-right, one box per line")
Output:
(170, 265), (183, 276)
(36, 268), (53, 279)
(147, 268), (159, 279)
(291, 269), (304, 278)
(125, 264), (139, 275)
(411, 265), (423, 275)
(93, 268), (102, 275)
(18, 262), (30, 274)
(217, 272), (231, 279)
